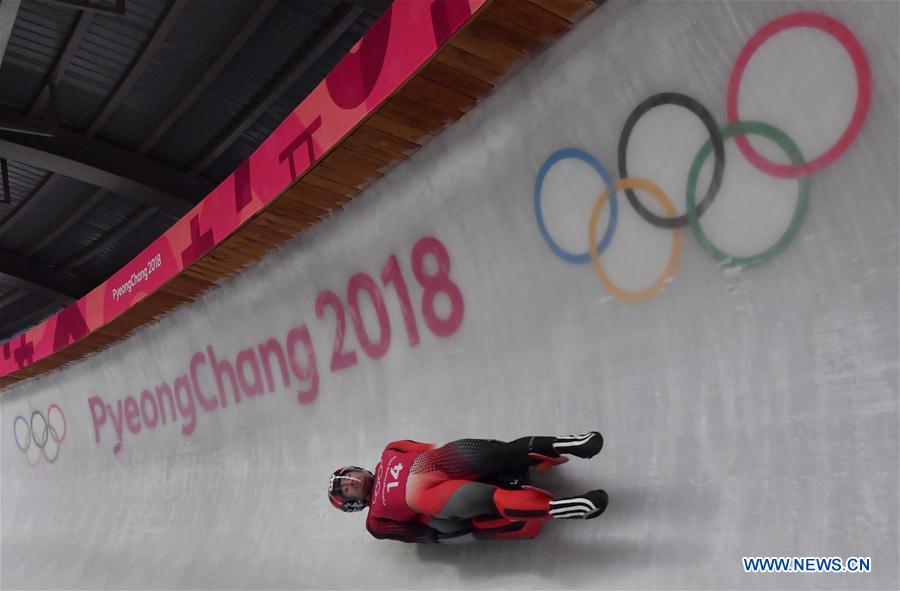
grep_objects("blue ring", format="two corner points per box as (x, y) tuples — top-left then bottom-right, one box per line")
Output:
(13, 416), (30, 452)
(534, 148), (618, 264)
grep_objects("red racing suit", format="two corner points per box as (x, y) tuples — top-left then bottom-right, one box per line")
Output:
(365, 438), (564, 543)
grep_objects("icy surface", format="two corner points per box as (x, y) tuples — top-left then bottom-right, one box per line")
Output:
(2, 1), (898, 588)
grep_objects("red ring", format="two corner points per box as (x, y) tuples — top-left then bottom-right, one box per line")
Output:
(48, 403), (66, 443)
(727, 12), (871, 178)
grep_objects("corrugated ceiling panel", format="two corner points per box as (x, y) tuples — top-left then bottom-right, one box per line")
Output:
(95, 1), (255, 151)
(0, 175), (100, 255)
(0, 161), (46, 211)
(52, 79), (104, 128)
(0, 2), (77, 112)
(0, 59), (42, 112)
(5, 2), (74, 68)
(6, 291), (52, 313)
(37, 191), (143, 268)
(0, 283), (17, 301)
(75, 210), (172, 283)
(0, 60), (43, 112)
(65, 0), (166, 133)
(2, 294), (59, 340)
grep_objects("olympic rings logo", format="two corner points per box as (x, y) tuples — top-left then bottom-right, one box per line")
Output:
(534, 12), (871, 302)
(13, 404), (67, 467)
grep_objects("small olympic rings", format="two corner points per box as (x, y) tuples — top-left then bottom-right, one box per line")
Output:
(13, 404), (66, 466)
(727, 12), (871, 178)
(534, 148), (617, 264)
(533, 11), (870, 302)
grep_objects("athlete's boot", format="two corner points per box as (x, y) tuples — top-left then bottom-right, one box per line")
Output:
(548, 489), (608, 520)
(552, 432), (604, 459)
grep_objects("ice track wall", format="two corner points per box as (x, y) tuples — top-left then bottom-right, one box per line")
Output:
(2, 1), (898, 588)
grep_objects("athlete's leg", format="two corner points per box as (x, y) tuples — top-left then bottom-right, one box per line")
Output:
(415, 480), (497, 520)
(411, 433), (603, 481)
(410, 479), (553, 521)
(409, 475), (609, 523)
(410, 438), (542, 480)
(422, 516), (474, 536)
(472, 520), (543, 541)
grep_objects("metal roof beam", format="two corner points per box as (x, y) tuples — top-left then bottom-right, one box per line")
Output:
(15, 0), (186, 266)
(189, 2), (365, 174)
(0, 111), (54, 136)
(138, 0), (279, 155)
(25, 187), (106, 257)
(29, 12), (95, 118)
(30, 0), (125, 16)
(86, 0), (186, 136)
(1, 158), (9, 205)
(345, 0), (393, 14)
(0, 117), (211, 218)
(61, 204), (156, 271)
(0, 250), (91, 305)
(0, 290), (25, 309)
(0, 173), (60, 239)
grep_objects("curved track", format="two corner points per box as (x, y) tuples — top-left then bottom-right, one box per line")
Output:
(2, 2), (898, 588)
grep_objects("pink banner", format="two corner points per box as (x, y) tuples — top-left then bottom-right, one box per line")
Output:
(1, 0), (487, 380)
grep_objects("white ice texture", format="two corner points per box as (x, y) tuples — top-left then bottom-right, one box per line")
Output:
(2, 1), (898, 589)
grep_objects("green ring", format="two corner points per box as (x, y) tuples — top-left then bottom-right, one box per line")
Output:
(686, 120), (810, 268)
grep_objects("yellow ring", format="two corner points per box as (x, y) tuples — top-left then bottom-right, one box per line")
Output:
(25, 445), (42, 469)
(588, 177), (683, 302)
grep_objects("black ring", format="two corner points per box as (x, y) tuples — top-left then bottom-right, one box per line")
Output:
(617, 92), (726, 228)
(42, 426), (60, 463)
(30, 410), (49, 449)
